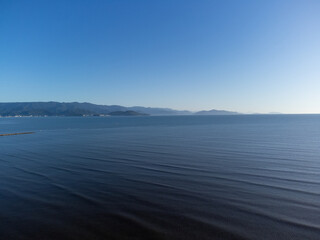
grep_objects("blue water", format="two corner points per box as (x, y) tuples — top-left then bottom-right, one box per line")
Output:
(0, 115), (319, 240)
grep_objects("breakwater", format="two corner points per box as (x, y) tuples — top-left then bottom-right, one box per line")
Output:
(0, 132), (35, 136)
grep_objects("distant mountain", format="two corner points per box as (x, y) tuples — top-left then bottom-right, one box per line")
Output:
(195, 109), (239, 115)
(128, 106), (192, 116)
(108, 111), (147, 116)
(0, 102), (144, 117)
(0, 102), (237, 117)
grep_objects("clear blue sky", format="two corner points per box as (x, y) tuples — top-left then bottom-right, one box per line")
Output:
(0, 0), (319, 113)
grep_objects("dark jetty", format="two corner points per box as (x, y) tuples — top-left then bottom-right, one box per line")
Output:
(0, 132), (35, 137)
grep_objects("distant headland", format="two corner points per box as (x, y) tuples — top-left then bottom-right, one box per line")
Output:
(0, 102), (239, 117)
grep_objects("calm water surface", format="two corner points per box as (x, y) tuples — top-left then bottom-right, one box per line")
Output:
(0, 115), (319, 240)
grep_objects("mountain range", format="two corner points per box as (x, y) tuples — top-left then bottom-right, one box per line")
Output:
(0, 102), (239, 117)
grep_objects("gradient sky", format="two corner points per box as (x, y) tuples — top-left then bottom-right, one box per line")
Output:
(0, 0), (319, 113)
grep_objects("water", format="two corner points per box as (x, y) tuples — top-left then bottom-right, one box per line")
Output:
(0, 115), (319, 240)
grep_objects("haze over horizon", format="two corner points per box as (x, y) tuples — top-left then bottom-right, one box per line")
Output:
(1, 0), (319, 114)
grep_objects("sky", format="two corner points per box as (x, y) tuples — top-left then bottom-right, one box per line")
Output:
(0, 0), (319, 113)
